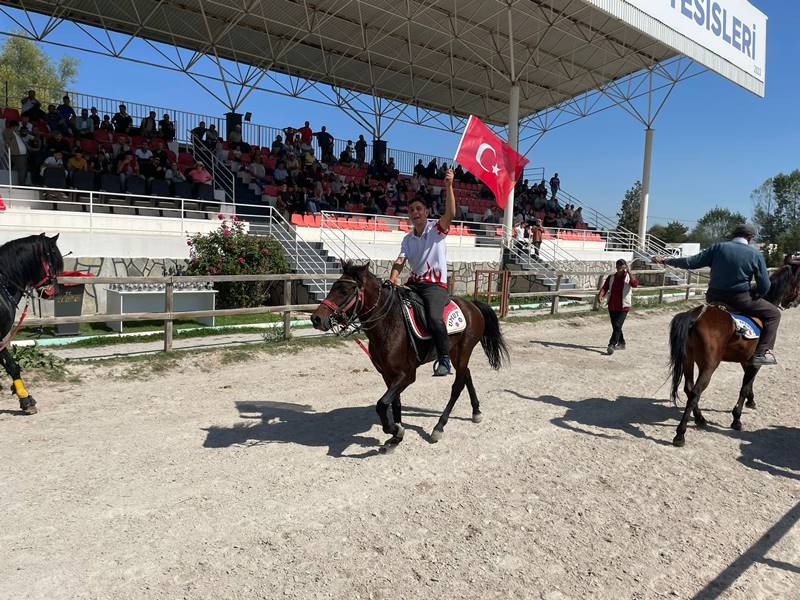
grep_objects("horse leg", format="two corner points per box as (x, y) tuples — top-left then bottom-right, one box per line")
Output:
(391, 395), (402, 426)
(430, 368), (467, 443)
(376, 376), (414, 454)
(674, 365), (715, 447)
(732, 365), (759, 431)
(464, 368), (483, 424)
(0, 348), (37, 415)
(683, 358), (706, 428)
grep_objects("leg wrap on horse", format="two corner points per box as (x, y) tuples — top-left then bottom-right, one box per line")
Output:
(13, 378), (29, 399)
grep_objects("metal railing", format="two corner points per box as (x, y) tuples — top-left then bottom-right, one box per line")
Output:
(188, 131), (236, 203)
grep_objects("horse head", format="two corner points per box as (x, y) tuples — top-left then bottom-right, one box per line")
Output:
(36, 233), (64, 298)
(311, 260), (373, 332)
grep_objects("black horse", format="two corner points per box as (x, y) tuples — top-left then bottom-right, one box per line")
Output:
(311, 261), (509, 453)
(0, 233), (63, 414)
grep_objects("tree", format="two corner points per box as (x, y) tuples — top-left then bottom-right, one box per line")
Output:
(753, 170), (800, 264)
(0, 36), (78, 106)
(648, 220), (688, 243)
(689, 207), (746, 248)
(616, 180), (641, 232)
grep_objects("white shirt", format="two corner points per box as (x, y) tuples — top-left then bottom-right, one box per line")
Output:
(400, 219), (449, 286)
(135, 148), (153, 161)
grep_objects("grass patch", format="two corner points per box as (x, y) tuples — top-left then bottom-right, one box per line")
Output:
(10, 343), (75, 382)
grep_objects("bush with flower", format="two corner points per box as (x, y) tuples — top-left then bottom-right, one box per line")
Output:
(184, 214), (289, 308)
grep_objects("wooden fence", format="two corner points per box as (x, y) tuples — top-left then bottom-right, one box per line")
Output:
(23, 273), (342, 352)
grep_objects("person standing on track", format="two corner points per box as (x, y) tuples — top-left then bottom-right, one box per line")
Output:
(389, 168), (456, 376)
(597, 259), (639, 355)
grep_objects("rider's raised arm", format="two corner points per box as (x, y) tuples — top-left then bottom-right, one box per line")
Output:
(437, 168), (456, 233)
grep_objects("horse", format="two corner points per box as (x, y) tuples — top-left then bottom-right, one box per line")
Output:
(667, 263), (800, 447)
(0, 233), (64, 414)
(311, 261), (509, 453)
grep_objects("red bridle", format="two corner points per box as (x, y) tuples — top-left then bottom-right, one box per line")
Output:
(318, 277), (384, 333)
(33, 255), (56, 297)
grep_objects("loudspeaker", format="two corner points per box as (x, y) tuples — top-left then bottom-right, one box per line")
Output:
(225, 112), (243, 136)
(372, 138), (387, 163)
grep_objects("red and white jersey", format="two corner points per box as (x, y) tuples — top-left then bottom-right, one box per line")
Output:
(400, 220), (449, 286)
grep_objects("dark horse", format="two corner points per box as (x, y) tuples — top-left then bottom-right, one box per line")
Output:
(311, 261), (509, 453)
(668, 263), (800, 446)
(0, 233), (64, 414)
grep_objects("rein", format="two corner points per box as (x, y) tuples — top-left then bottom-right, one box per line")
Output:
(322, 276), (396, 338)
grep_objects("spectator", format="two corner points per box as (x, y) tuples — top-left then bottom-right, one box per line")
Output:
(340, 140), (354, 164)
(57, 96), (76, 123)
(99, 114), (114, 132)
(424, 158), (437, 178)
(271, 135), (285, 155)
(313, 125), (334, 163)
(454, 164), (465, 181)
(248, 154), (267, 183)
(90, 149), (112, 175)
(298, 121), (313, 145)
(3, 120), (29, 184)
(47, 130), (71, 155)
(528, 218), (544, 259)
(140, 111), (158, 138)
(165, 161), (186, 183)
(413, 159), (425, 177)
(66, 151), (89, 174)
(188, 162), (212, 184)
(159, 114), (176, 142)
(597, 259), (639, 355)
(285, 153), (301, 179)
(355, 134), (367, 164)
(282, 125), (297, 146)
(41, 151), (66, 178)
(228, 124), (242, 145)
(549, 172), (560, 199)
(22, 125), (44, 182)
(142, 156), (166, 182)
(134, 142), (153, 164)
(112, 104), (133, 134)
(89, 107), (101, 130)
(116, 153), (138, 185)
(573, 206), (584, 226)
(74, 108), (94, 137)
(436, 162), (448, 180)
(46, 104), (70, 136)
(20, 90), (45, 120)
(191, 121), (207, 143)
(205, 124), (219, 149)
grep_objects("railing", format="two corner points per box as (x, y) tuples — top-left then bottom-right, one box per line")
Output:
(318, 212), (372, 264)
(189, 131), (236, 203)
(25, 273), (340, 352)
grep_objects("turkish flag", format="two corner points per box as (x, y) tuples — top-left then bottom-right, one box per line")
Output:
(454, 115), (529, 209)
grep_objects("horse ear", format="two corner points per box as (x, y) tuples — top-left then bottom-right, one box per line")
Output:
(50, 233), (60, 242)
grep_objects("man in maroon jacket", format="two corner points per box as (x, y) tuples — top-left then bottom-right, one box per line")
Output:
(597, 259), (639, 355)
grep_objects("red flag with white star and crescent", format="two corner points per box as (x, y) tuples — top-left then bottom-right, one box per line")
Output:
(454, 115), (529, 209)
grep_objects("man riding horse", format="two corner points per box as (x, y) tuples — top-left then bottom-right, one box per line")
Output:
(653, 223), (780, 366)
(388, 167), (456, 376)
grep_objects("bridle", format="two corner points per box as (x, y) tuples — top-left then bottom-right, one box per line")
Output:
(319, 276), (395, 336)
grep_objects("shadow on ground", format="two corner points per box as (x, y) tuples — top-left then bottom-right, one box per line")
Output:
(203, 400), (458, 458)
(529, 339), (608, 355)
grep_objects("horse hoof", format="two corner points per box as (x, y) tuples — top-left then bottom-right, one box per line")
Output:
(430, 429), (443, 443)
(731, 420), (742, 431)
(22, 406), (38, 415)
(472, 412), (483, 424)
(745, 400), (756, 409)
(672, 435), (685, 447)
(694, 418), (707, 429)
(379, 442), (398, 455)
(393, 424), (405, 440)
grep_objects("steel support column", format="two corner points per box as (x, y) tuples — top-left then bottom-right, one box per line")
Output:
(638, 127), (654, 248)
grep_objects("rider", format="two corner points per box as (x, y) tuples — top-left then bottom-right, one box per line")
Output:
(389, 168), (456, 376)
(653, 223), (780, 366)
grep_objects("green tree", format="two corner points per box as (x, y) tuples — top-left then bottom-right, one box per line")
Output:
(0, 36), (78, 106)
(185, 216), (290, 308)
(689, 207), (747, 248)
(648, 220), (688, 243)
(752, 170), (800, 264)
(616, 180), (641, 232)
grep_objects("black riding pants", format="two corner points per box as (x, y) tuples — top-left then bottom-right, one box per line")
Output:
(608, 310), (628, 347)
(408, 281), (450, 359)
(706, 289), (781, 353)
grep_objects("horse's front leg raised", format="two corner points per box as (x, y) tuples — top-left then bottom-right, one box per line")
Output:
(0, 348), (37, 414)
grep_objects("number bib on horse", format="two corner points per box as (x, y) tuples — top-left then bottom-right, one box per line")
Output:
(731, 314), (762, 340)
(401, 296), (467, 340)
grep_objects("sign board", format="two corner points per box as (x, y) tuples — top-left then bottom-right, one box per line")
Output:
(623, 0), (767, 83)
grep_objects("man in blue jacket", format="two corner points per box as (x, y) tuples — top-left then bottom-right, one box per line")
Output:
(653, 224), (780, 366)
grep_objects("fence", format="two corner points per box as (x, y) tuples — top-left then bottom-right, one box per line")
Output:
(23, 273), (343, 352)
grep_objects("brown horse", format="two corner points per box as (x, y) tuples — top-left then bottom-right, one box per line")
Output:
(668, 263), (800, 447)
(311, 261), (509, 453)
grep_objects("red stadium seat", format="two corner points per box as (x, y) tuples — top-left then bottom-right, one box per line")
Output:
(291, 213), (304, 226)
(399, 221), (410, 232)
(303, 214), (317, 227)
(3, 107), (20, 121)
(79, 138), (97, 154)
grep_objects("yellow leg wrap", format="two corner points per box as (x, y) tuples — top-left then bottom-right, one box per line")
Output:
(13, 379), (29, 399)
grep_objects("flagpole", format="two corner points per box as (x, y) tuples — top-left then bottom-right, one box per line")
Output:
(503, 84), (521, 244)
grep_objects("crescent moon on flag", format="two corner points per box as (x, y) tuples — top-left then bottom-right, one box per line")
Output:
(475, 143), (497, 173)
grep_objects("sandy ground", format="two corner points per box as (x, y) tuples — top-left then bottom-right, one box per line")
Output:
(1, 305), (798, 600)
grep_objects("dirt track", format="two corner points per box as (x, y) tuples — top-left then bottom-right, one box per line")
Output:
(1, 306), (798, 599)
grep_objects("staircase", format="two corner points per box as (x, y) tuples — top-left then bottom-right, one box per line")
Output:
(188, 132), (236, 203)
(500, 226), (583, 292)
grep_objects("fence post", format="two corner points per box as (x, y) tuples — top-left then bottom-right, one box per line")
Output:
(283, 279), (292, 340)
(685, 272), (692, 301)
(551, 274), (562, 315)
(658, 271), (666, 304)
(473, 271), (480, 301)
(499, 270), (510, 318)
(164, 278), (174, 352)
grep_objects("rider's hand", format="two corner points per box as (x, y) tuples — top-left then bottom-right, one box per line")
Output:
(444, 168), (454, 188)
(652, 256), (664, 264)
(383, 279), (396, 288)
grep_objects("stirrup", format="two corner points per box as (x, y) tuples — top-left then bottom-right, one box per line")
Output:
(749, 351), (777, 367)
(432, 357), (452, 376)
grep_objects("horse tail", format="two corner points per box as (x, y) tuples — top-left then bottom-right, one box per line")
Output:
(668, 309), (697, 402)
(473, 301), (509, 370)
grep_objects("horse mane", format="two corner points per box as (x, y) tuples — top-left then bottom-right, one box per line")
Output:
(0, 234), (62, 289)
(764, 265), (794, 304)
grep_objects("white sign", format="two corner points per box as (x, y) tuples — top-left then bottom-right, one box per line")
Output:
(624, 0), (767, 83)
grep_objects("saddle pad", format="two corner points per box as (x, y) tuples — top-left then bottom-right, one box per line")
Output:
(731, 314), (761, 340)
(402, 300), (467, 340)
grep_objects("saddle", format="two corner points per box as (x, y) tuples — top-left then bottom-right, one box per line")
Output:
(399, 289), (467, 340)
(708, 303), (762, 340)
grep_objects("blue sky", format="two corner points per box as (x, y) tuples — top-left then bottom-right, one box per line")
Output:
(26, 0), (798, 228)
